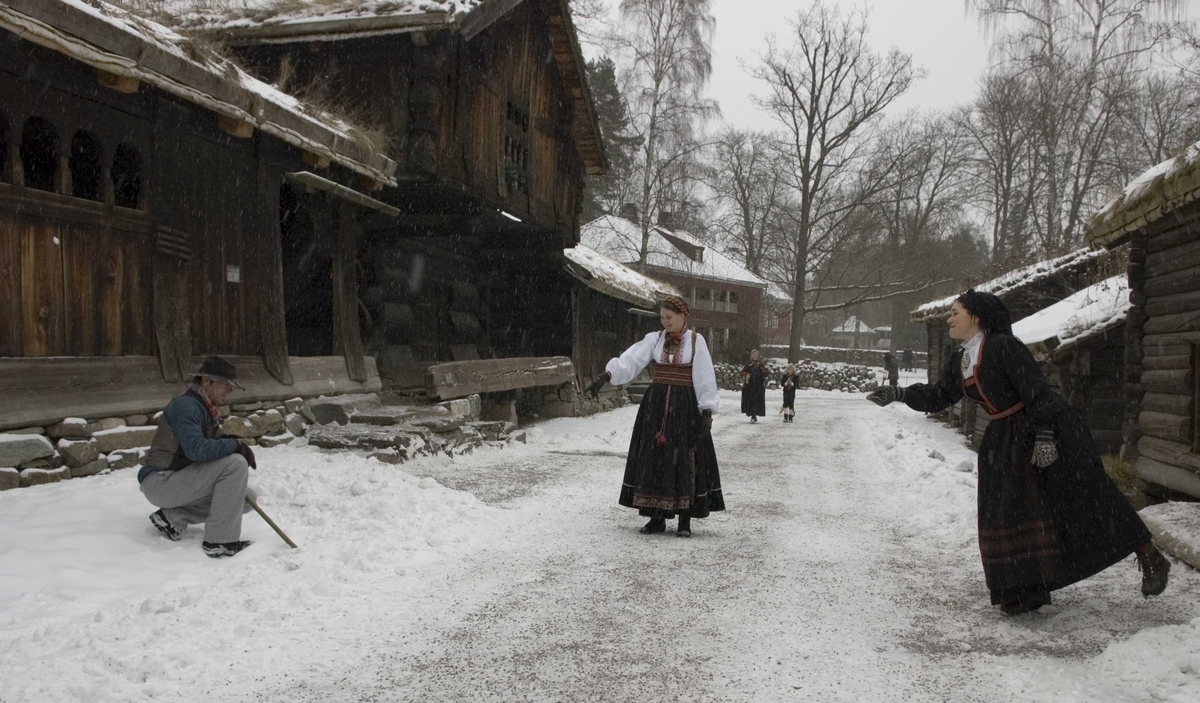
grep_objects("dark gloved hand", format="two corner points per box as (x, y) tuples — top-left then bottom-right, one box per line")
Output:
(235, 441), (257, 469)
(585, 372), (610, 399)
(702, 409), (713, 435)
(1031, 429), (1058, 468)
(866, 385), (905, 407)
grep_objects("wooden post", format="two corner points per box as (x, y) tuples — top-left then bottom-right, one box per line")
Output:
(150, 101), (191, 382)
(255, 137), (293, 385)
(1122, 233), (1148, 462)
(332, 198), (368, 382)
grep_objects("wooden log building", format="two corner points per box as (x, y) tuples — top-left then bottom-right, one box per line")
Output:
(169, 0), (608, 405)
(1087, 148), (1200, 501)
(1011, 275), (1131, 456)
(909, 247), (1123, 447)
(0, 0), (400, 430)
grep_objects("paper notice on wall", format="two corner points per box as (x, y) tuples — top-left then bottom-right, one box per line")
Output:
(226, 265), (241, 283)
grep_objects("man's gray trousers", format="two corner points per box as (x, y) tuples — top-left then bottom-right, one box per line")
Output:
(140, 454), (255, 543)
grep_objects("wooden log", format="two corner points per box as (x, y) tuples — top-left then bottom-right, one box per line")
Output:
(217, 114), (255, 139)
(1143, 392), (1194, 416)
(332, 199), (368, 383)
(0, 355), (380, 430)
(1139, 410), (1192, 444)
(1144, 264), (1200, 299)
(426, 356), (576, 400)
(1142, 369), (1191, 393)
(1147, 289), (1200, 319)
(1145, 231), (1200, 275)
(1145, 309), (1200, 336)
(1138, 435), (1200, 472)
(96, 68), (140, 94)
(1142, 341), (1192, 358)
(1135, 455), (1200, 500)
(1145, 220), (1200, 255)
(1143, 354), (1193, 371)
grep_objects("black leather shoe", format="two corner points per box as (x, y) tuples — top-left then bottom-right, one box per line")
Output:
(638, 518), (666, 534)
(1138, 546), (1170, 598)
(1001, 592), (1051, 615)
(150, 510), (183, 541)
(677, 517), (691, 538)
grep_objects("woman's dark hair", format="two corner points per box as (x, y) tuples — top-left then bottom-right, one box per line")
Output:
(955, 289), (1013, 335)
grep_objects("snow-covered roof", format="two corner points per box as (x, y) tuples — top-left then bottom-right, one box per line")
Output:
(911, 248), (1110, 322)
(831, 316), (873, 334)
(0, 0), (397, 184)
(1087, 141), (1200, 247)
(580, 215), (770, 290)
(1013, 275), (1130, 359)
(161, 1), (477, 37)
(563, 245), (680, 309)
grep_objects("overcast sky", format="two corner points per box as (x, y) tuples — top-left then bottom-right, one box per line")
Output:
(597, 0), (1200, 133)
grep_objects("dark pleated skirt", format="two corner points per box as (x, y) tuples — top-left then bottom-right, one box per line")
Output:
(976, 396), (1150, 605)
(741, 383), (766, 416)
(619, 383), (725, 519)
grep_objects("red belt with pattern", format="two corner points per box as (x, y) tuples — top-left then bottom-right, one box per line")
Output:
(651, 364), (693, 387)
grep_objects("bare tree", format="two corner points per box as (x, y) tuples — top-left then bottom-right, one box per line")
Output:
(609, 0), (719, 266)
(1116, 71), (1200, 172)
(751, 2), (917, 360)
(967, 0), (1182, 254)
(709, 128), (791, 277)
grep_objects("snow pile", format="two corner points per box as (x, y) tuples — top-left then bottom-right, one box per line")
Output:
(161, 0), (481, 30)
(1013, 275), (1130, 355)
(911, 248), (1110, 321)
(0, 443), (500, 702)
(582, 215), (771, 289)
(563, 244), (679, 308)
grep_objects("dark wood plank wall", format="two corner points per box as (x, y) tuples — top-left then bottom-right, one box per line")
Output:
(572, 286), (639, 388)
(1133, 209), (1200, 496)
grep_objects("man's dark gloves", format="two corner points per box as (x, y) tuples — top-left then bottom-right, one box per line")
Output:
(235, 441), (257, 469)
(1031, 429), (1058, 468)
(866, 385), (905, 407)
(585, 372), (611, 399)
(702, 409), (713, 435)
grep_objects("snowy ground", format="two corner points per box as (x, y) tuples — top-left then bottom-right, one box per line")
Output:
(2, 387), (1198, 702)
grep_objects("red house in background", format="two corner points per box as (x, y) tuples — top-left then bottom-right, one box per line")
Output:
(581, 210), (786, 354)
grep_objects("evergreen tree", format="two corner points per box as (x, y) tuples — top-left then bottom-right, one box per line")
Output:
(582, 57), (641, 223)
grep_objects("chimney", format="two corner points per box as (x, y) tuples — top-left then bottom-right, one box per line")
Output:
(618, 203), (640, 224)
(656, 210), (674, 229)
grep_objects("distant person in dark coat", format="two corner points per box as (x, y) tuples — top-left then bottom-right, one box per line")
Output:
(902, 347), (915, 372)
(882, 353), (900, 388)
(741, 349), (767, 423)
(867, 290), (1170, 615)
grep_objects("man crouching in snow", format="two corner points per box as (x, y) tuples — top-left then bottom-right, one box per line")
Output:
(138, 356), (258, 558)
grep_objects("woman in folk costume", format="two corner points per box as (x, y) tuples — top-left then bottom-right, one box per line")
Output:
(741, 349), (768, 423)
(585, 296), (724, 537)
(780, 363), (799, 423)
(867, 291), (1169, 615)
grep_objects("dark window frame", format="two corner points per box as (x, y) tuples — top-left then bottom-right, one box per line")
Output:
(69, 129), (104, 202)
(20, 115), (60, 193)
(111, 142), (143, 210)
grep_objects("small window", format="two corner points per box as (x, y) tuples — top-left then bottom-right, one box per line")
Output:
(112, 143), (142, 209)
(0, 114), (9, 183)
(20, 116), (59, 192)
(69, 131), (103, 201)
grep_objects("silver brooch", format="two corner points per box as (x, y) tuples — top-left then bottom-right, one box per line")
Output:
(960, 352), (971, 373)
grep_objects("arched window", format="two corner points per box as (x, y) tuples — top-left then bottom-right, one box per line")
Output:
(0, 114), (9, 183)
(69, 130), (103, 201)
(112, 143), (142, 209)
(20, 116), (59, 192)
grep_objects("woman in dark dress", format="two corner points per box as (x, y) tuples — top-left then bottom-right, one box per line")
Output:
(780, 363), (798, 423)
(741, 349), (767, 423)
(867, 291), (1170, 615)
(585, 296), (724, 537)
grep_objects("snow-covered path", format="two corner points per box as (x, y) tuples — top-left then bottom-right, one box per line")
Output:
(2, 389), (1198, 702)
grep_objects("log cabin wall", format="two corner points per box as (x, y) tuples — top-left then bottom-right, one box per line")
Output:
(0, 31), (381, 428)
(1055, 329), (1126, 455)
(571, 286), (641, 388)
(1131, 203), (1200, 499)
